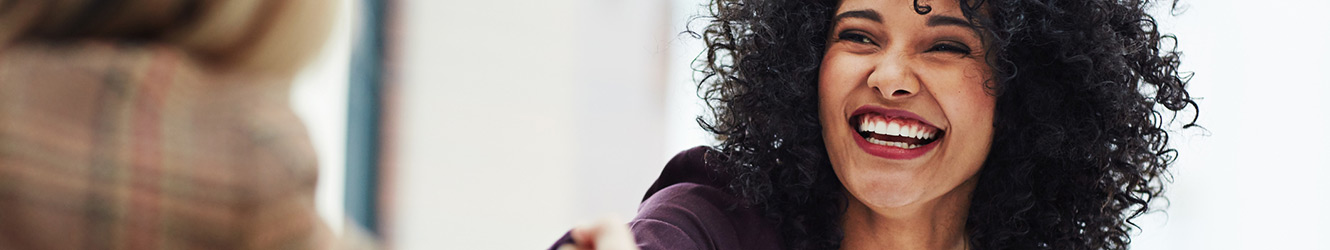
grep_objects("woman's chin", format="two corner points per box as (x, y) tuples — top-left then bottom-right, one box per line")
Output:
(846, 176), (930, 210)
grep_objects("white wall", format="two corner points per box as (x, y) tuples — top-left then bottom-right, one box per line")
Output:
(665, 0), (720, 158)
(391, 1), (674, 249)
(1131, 0), (1330, 249)
(291, 0), (355, 236)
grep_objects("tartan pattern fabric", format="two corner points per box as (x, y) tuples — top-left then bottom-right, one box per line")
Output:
(0, 41), (337, 250)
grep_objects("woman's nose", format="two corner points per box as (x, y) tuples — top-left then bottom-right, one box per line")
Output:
(866, 54), (921, 101)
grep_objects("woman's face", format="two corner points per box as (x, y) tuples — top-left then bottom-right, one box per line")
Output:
(820, 0), (995, 210)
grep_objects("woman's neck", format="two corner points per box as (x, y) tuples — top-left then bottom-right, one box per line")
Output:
(839, 177), (977, 250)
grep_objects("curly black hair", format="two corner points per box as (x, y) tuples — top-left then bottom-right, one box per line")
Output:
(692, 0), (1198, 249)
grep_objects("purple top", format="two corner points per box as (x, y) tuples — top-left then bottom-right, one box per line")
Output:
(549, 146), (785, 250)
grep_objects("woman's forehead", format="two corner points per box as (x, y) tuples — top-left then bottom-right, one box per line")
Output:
(836, 0), (969, 17)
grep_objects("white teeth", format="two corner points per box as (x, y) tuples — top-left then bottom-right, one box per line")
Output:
(856, 117), (940, 141)
(860, 119), (883, 133)
(866, 137), (920, 149)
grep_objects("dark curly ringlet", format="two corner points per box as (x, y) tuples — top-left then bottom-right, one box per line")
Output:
(691, 0), (1198, 249)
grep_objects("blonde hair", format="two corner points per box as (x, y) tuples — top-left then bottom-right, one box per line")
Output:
(0, 0), (334, 75)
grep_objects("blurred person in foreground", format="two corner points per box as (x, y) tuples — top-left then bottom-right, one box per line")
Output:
(0, 0), (375, 249)
(555, 0), (1199, 249)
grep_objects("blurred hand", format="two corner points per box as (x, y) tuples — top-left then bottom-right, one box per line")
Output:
(558, 217), (640, 250)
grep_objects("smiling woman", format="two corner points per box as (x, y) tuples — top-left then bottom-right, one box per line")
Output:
(820, 1), (999, 249)
(552, 0), (1196, 249)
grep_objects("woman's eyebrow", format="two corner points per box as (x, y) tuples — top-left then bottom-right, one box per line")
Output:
(833, 9), (882, 23)
(927, 15), (975, 28)
(833, 9), (973, 29)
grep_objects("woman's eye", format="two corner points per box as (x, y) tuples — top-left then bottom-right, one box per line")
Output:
(837, 31), (875, 45)
(927, 43), (972, 54)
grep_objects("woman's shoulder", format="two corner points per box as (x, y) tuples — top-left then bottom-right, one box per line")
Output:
(549, 146), (783, 250)
(641, 146), (730, 201)
(629, 146), (783, 250)
(643, 144), (739, 199)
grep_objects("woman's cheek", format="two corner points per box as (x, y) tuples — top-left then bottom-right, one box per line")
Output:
(818, 52), (858, 102)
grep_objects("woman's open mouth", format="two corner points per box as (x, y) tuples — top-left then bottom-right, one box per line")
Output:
(849, 107), (945, 160)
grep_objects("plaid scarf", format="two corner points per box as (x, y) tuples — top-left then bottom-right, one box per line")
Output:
(0, 41), (344, 250)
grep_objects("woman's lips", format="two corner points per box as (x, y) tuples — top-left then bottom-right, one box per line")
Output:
(849, 106), (944, 160)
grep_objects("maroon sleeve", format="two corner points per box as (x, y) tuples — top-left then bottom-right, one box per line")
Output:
(629, 219), (703, 250)
(544, 183), (717, 250)
(631, 183), (744, 250)
(546, 183), (782, 250)
(548, 232), (575, 249)
(642, 146), (730, 202)
(548, 147), (783, 250)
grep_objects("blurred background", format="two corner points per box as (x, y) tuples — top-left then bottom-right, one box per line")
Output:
(298, 0), (1330, 249)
